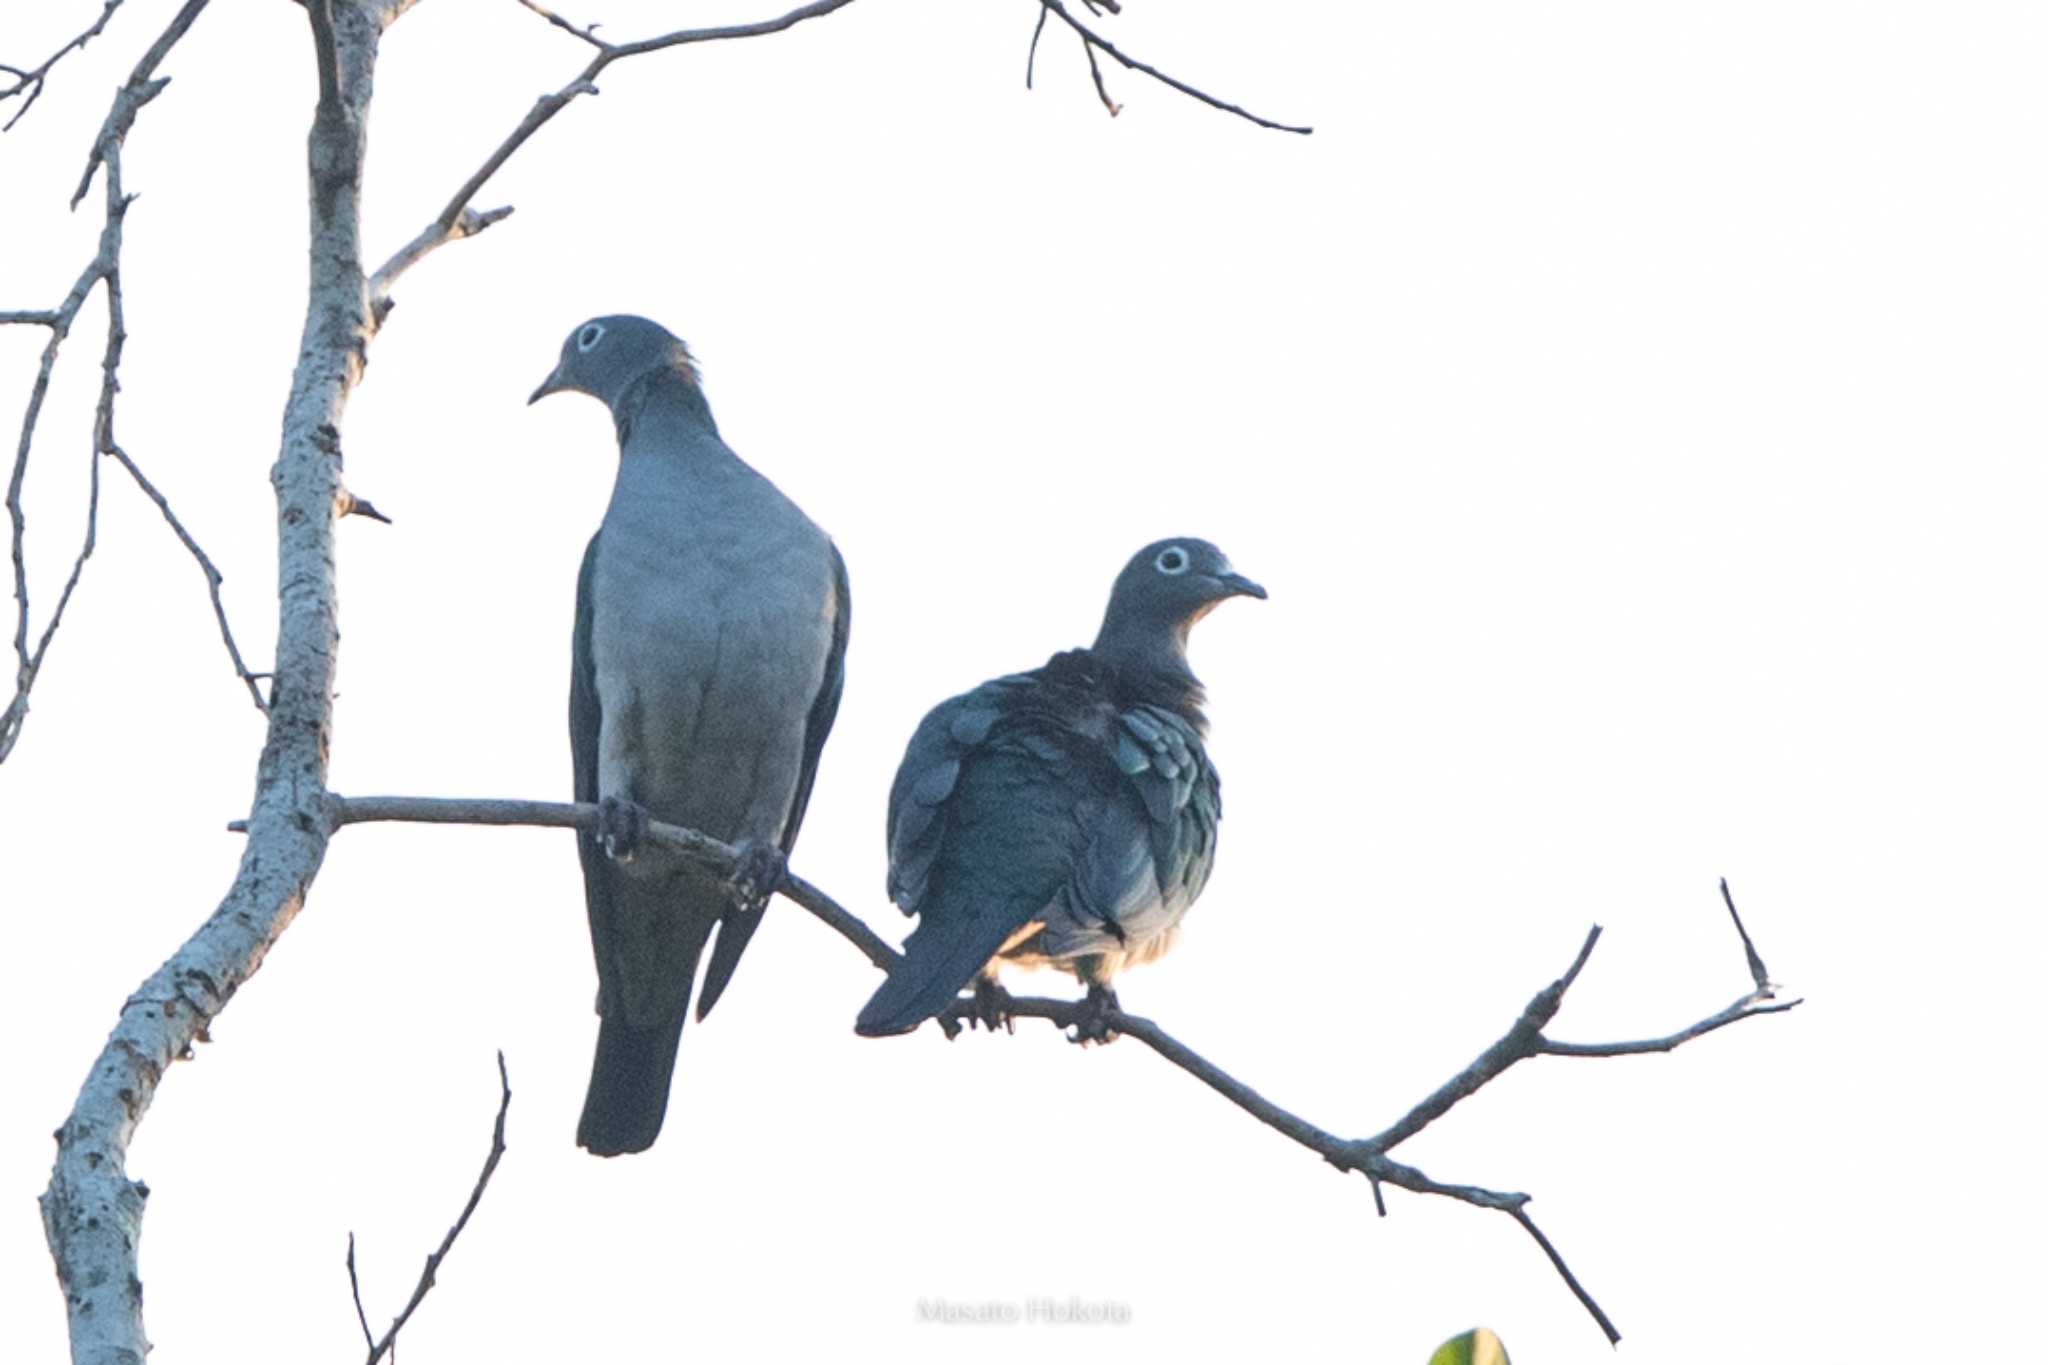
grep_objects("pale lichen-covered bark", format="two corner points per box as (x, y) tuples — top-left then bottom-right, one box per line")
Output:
(38, 5), (395, 1362)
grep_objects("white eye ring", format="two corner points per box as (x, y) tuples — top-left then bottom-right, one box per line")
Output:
(576, 323), (605, 353)
(1155, 547), (1190, 575)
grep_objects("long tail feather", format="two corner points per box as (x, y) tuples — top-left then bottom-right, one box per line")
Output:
(856, 907), (1031, 1037)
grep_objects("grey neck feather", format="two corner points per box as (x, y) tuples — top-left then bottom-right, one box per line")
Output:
(613, 365), (718, 446)
(1090, 614), (1208, 726)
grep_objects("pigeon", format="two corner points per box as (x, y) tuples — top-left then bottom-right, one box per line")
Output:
(531, 315), (849, 1154)
(855, 538), (1262, 1040)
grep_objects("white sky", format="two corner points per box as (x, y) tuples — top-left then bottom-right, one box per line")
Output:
(4, 1), (2044, 1361)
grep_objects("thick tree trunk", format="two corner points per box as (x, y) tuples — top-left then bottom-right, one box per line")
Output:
(38, 5), (389, 1360)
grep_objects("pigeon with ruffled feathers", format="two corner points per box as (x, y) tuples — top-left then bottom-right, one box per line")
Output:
(856, 538), (1261, 1039)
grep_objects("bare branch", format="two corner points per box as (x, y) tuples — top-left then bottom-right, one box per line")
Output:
(1369, 926), (1602, 1152)
(1721, 874), (1774, 991)
(366, 205), (514, 323)
(1510, 1205), (1621, 1345)
(367, 0), (863, 311)
(4, 226), (115, 764)
(1032, 0), (1311, 135)
(1079, 28), (1120, 117)
(514, 0), (606, 49)
(1025, 5), (1049, 89)
(320, 794), (1795, 1342)
(8, 396), (104, 761)
(4, 7), (213, 762)
(0, 0), (127, 132)
(41, 2), (388, 1357)
(336, 488), (393, 524)
(0, 310), (62, 327)
(350, 1053), (514, 1365)
(72, 0), (212, 209)
(103, 444), (269, 713)
(345, 1235), (375, 1355)
(1540, 992), (1799, 1057)
(371, 0), (1303, 320)
(325, 793), (899, 968)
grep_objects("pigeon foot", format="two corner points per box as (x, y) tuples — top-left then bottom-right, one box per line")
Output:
(970, 977), (1017, 1035)
(598, 797), (649, 863)
(1067, 984), (1123, 1046)
(727, 840), (787, 912)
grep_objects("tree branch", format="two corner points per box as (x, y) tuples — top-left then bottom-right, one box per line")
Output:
(347, 1053), (513, 1365)
(4, 187), (123, 766)
(40, 3), (391, 1359)
(325, 793), (898, 968)
(369, 0), (1307, 318)
(365, 0), (864, 316)
(1025, 4), (1050, 89)
(3, 0), (215, 766)
(0, 0), (127, 132)
(1031, 0), (1311, 135)
(320, 793), (1798, 1343)
(103, 443), (270, 712)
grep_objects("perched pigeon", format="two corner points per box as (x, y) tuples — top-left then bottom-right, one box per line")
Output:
(532, 315), (849, 1154)
(855, 538), (1262, 1039)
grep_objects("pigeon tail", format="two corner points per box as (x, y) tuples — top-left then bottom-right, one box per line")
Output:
(578, 1008), (689, 1156)
(575, 877), (718, 1156)
(695, 903), (765, 1022)
(856, 901), (1040, 1037)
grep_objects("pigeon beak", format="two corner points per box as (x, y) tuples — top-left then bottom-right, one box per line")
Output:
(1216, 571), (1267, 601)
(528, 366), (567, 405)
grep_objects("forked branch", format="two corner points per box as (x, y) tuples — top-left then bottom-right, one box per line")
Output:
(323, 793), (1799, 1343)
(0, 0), (127, 131)
(367, 0), (864, 315)
(1027, 0), (1311, 134)
(346, 1052), (513, 1365)
(368, 0), (1309, 318)
(1, 0), (248, 765)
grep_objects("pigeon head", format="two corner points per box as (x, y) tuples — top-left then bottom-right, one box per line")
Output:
(1090, 538), (1264, 712)
(529, 315), (700, 410)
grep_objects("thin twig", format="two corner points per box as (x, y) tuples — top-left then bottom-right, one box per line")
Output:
(1510, 1205), (1621, 1346)
(345, 1234), (375, 1354)
(103, 444), (269, 712)
(5, 233), (107, 762)
(3, 0), (264, 756)
(1369, 926), (1602, 1151)
(337, 488), (394, 524)
(321, 794), (1796, 1342)
(1721, 875), (1772, 991)
(366, 0), (863, 312)
(1025, 5), (1049, 89)
(1079, 28), (1120, 116)
(367, 205), (513, 324)
(1540, 993), (1800, 1057)
(1032, 0), (1310, 134)
(19, 394), (103, 734)
(0, 0), (127, 131)
(74, 0), (211, 209)
(352, 1053), (514, 1365)
(2, 0), (218, 764)
(514, 0), (605, 48)
(325, 794), (899, 967)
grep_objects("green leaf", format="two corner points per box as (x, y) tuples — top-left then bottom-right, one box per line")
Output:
(1427, 1327), (1510, 1365)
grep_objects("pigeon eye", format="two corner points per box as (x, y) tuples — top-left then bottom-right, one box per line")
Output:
(1154, 547), (1190, 575)
(576, 323), (606, 353)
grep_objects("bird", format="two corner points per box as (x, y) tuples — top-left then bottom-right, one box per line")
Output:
(531, 314), (849, 1155)
(855, 537), (1262, 1040)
